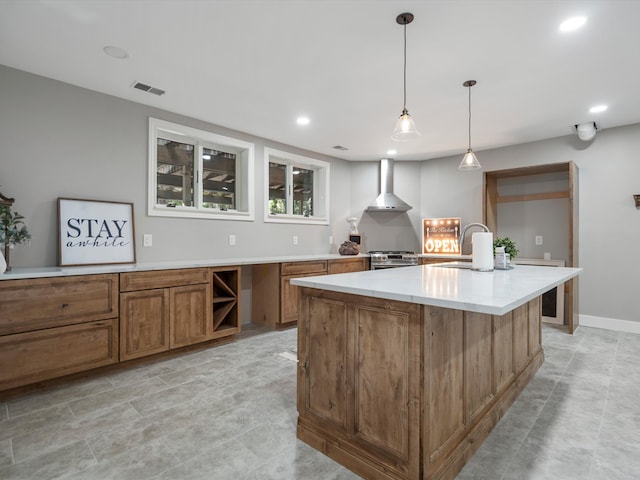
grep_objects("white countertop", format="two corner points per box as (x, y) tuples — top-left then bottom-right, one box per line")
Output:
(291, 262), (582, 316)
(0, 253), (368, 281)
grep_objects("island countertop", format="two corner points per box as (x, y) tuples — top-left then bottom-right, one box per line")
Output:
(291, 262), (582, 316)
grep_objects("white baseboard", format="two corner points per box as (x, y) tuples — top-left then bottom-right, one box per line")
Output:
(579, 314), (640, 335)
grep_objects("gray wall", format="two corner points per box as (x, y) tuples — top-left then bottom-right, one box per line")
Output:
(419, 125), (640, 324)
(0, 65), (357, 265)
(2, 65), (639, 325)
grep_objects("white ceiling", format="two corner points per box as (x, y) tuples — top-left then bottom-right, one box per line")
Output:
(1, 0), (639, 161)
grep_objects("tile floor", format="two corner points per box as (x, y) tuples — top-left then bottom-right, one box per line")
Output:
(0, 324), (638, 479)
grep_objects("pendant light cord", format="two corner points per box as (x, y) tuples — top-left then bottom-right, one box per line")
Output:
(403, 21), (407, 110)
(468, 84), (472, 149)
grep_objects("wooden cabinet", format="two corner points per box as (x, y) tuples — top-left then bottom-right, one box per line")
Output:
(252, 260), (328, 328)
(297, 286), (545, 480)
(120, 288), (170, 360)
(119, 268), (213, 361)
(0, 274), (119, 391)
(297, 289), (421, 479)
(327, 256), (368, 274)
(210, 266), (241, 339)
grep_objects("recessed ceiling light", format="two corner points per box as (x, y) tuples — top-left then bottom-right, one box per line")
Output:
(559, 16), (587, 32)
(103, 45), (129, 59)
(296, 117), (310, 126)
(386, 149), (397, 156)
(589, 105), (608, 113)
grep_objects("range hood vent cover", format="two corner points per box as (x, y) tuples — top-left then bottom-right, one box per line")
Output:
(366, 159), (413, 212)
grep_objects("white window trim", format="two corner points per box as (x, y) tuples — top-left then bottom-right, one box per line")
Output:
(264, 147), (330, 225)
(148, 117), (255, 221)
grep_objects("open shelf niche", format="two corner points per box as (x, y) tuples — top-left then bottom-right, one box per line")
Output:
(211, 266), (241, 338)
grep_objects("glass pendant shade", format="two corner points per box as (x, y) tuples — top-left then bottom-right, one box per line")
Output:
(458, 149), (481, 170)
(459, 79), (481, 170)
(392, 108), (420, 141)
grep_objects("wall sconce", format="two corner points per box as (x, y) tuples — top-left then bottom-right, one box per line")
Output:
(634, 194), (640, 209)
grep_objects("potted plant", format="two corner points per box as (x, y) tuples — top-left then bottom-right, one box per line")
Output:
(0, 205), (31, 272)
(493, 237), (519, 260)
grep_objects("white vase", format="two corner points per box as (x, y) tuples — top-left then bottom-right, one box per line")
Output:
(0, 248), (6, 273)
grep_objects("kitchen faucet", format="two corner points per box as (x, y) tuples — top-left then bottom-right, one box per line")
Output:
(458, 223), (491, 253)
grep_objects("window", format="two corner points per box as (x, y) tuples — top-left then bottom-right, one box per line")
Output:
(149, 118), (254, 221)
(264, 148), (329, 224)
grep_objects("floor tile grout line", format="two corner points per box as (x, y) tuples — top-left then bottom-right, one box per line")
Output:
(586, 331), (619, 479)
(498, 327), (584, 480)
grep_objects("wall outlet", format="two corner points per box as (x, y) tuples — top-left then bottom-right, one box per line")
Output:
(535, 235), (543, 245)
(229, 234), (236, 246)
(329, 235), (334, 244)
(293, 235), (299, 245)
(143, 234), (152, 247)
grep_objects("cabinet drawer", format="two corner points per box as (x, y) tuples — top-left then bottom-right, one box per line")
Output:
(328, 257), (368, 274)
(0, 274), (118, 335)
(280, 261), (327, 276)
(120, 268), (209, 292)
(0, 319), (118, 391)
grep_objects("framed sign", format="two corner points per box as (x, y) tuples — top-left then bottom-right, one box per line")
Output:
(58, 198), (136, 267)
(422, 217), (461, 254)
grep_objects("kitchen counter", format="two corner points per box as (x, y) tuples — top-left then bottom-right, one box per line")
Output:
(291, 262), (581, 315)
(294, 263), (582, 479)
(0, 253), (369, 281)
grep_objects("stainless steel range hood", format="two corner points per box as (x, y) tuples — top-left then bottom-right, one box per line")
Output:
(366, 159), (413, 212)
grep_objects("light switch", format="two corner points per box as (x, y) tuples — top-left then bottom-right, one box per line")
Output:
(535, 235), (543, 245)
(329, 235), (334, 244)
(143, 234), (152, 247)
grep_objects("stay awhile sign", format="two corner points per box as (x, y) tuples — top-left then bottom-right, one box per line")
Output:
(58, 198), (136, 266)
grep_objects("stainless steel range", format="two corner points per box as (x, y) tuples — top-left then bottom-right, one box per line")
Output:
(369, 250), (419, 270)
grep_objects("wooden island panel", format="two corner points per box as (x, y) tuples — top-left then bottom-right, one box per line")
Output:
(298, 287), (545, 480)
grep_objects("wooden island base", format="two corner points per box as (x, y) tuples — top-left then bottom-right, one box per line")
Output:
(297, 287), (543, 480)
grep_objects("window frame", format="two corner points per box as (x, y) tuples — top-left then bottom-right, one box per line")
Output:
(148, 118), (255, 221)
(264, 147), (330, 225)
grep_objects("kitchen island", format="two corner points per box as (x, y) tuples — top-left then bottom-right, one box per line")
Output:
(292, 263), (581, 480)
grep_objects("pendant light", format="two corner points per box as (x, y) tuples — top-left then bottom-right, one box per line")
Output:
(392, 12), (420, 141)
(458, 80), (481, 170)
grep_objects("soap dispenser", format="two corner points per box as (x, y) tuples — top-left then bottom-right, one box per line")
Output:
(495, 246), (509, 269)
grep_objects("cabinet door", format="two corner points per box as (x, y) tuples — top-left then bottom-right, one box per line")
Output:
(170, 283), (212, 348)
(493, 312), (514, 394)
(328, 257), (367, 274)
(0, 319), (118, 391)
(120, 289), (170, 361)
(0, 274), (118, 335)
(280, 276), (299, 324)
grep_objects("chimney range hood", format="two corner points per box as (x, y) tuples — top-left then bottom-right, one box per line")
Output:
(366, 159), (413, 212)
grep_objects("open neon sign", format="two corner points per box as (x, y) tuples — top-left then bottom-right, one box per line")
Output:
(422, 218), (461, 254)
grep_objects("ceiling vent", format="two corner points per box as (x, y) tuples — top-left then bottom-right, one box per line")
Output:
(132, 81), (165, 96)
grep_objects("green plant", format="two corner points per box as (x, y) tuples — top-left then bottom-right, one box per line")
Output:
(0, 205), (31, 247)
(494, 237), (518, 259)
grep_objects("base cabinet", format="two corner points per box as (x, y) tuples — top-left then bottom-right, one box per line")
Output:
(119, 268), (214, 361)
(0, 274), (119, 391)
(253, 258), (368, 329)
(297, 287), (544, 480)
(252, 260), (328, 328)
(120, 288), (170, 360)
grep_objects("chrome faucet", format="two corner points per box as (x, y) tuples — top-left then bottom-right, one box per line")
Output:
(458, 223), (490, 253)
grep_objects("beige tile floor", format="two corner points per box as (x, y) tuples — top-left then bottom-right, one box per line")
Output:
(0, 324), (638, 479)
